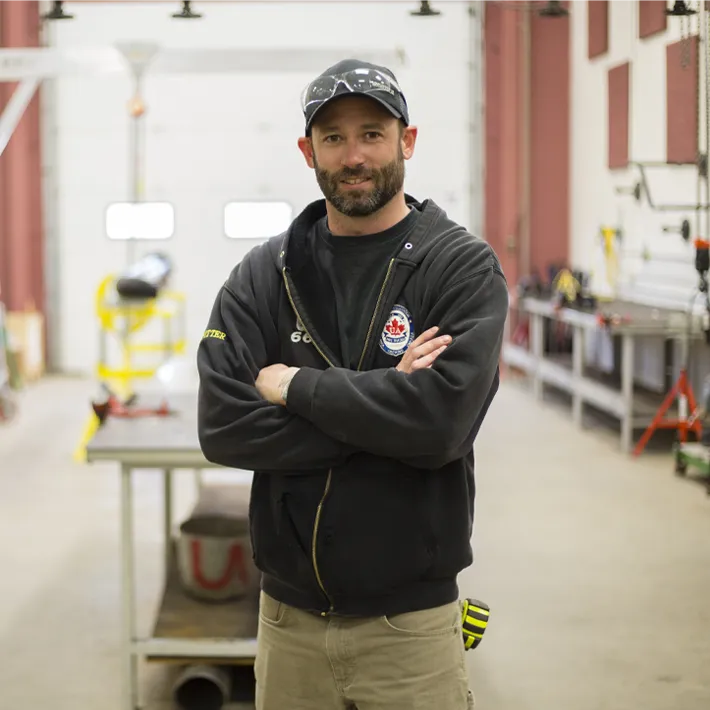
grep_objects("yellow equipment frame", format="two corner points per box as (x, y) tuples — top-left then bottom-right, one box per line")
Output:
(73, 275), (187, 461)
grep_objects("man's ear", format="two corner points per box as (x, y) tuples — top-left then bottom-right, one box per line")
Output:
(401, 126), (418, 160)
(298, 136), (315, 169)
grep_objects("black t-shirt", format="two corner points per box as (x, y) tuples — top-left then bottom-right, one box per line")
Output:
(313, 207), (420, 369)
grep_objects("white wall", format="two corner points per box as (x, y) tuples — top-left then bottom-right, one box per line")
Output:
(44, 1), (477, 376)
(571, 0), (705, 311)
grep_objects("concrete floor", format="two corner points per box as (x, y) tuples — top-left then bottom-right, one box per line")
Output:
(1, 374), (710, 709)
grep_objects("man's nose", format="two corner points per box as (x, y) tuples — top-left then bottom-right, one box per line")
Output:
(341, 140), (366, 168)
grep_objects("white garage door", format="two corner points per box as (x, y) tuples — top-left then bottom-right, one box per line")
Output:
(44, 1), (476, 375)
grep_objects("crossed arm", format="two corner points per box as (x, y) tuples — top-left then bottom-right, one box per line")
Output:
(253, 324), (451, 407)
(197, 259), (508, 472)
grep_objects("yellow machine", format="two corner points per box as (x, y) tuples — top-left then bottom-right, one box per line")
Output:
(94, 273), (187, 399)
(73, 270), (186, 461)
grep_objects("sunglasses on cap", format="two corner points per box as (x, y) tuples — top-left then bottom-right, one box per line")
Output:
(301, 67), (404, 113)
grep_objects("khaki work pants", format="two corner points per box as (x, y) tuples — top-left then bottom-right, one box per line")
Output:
(255, 591), (475, 710)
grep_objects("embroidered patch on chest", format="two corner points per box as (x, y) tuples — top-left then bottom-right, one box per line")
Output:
(380, 305), (415, 357)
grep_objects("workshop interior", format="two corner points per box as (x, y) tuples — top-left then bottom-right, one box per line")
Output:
(2, 0), (710, 708)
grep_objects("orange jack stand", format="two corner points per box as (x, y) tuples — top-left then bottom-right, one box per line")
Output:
(633, 368), (702, 456)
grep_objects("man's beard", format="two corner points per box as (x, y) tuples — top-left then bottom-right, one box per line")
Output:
(313, 147), (405, 217)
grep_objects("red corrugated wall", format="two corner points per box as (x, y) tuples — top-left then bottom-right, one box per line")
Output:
(529, 2), (570, 277)
(0, 1), (44, 315)
(608, 62), (630, 169)
(484, 0), (523, 288)
(484, 1), (570, 287)
(666, 36), (699, 164)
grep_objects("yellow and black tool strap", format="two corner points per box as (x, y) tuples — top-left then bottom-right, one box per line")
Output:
(461, 598), (490, 650)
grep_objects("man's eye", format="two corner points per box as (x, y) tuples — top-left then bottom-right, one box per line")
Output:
(324, 135), (341, 143)
(366, 132), (382, 140)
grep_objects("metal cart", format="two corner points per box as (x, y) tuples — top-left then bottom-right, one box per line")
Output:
(85, 392), (258, 710)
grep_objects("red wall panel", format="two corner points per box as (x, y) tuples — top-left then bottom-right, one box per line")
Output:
(484, 1), (571, 286)
(0, 2), (43, 315)
(608, 62), (630, 170)
(588, 0), (609, 59)
(666, 36), (698, 164)
(484, 2), (523, 287)
(639, 0), (667, 39)
(529, 3), (570, 275)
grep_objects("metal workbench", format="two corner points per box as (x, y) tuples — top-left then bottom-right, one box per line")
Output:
(85, 393), (258, 710)
(503, 297), (706, 453)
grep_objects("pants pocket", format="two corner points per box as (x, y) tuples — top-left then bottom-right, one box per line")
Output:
(381, 600), (460, 637)
(258, 591), (289, 627)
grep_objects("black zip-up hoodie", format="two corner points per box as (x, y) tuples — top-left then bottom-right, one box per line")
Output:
(197, 195), (509, 618)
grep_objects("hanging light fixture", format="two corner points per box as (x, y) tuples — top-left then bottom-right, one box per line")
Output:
(483, 0), (569, 17)
(666, 1), (697, 16)
(42, 1), (74, 20)
(172, 1), (202, 19)
(538, 1), (569, 18)
(410, 2), (441, 17)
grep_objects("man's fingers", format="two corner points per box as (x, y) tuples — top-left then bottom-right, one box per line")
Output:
(411, 334), (451, 358)
(407, 326), (440, 350)
(412, 345), (448, 371)
(397, 330), (452, 373)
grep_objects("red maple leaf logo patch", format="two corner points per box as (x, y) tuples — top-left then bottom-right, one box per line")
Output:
(386, 318), (405, 336)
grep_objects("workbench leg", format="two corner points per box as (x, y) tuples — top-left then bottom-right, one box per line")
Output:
(120, 464), (139, 710)
(572, 325), (584, 427)
(621, 335), (635, 454)
(531, 313), (544, 401)
(164, 469), (173, 572)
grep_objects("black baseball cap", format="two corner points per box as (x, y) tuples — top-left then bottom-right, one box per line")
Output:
(302, 59), (410, 136)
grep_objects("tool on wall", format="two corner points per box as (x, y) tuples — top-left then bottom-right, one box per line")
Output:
(662, 218), (692, 243)
(591, 226), (621, 301)
(620, 161), (710, 213)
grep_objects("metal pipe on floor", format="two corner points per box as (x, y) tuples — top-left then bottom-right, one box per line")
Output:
(172, 664), (233, 710)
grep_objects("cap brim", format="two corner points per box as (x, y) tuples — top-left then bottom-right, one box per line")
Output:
(305, 93), (404, 134)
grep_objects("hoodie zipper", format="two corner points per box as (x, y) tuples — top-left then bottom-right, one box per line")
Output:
(356, 258), (395, 372)
(283, 266), (336, 612)
(282, 260), (396, 615)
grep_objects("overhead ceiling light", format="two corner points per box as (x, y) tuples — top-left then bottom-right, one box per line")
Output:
(172, 1), (202, 19)
(42, 1), (74, 20)
(538, 1), (569, 18)
(666, 1), (697, 16)
(410, 2), (441, 17)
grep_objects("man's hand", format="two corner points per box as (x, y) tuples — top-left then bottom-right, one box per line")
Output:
(396, 327), (452, 374)
(256, 364), (299, 405)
